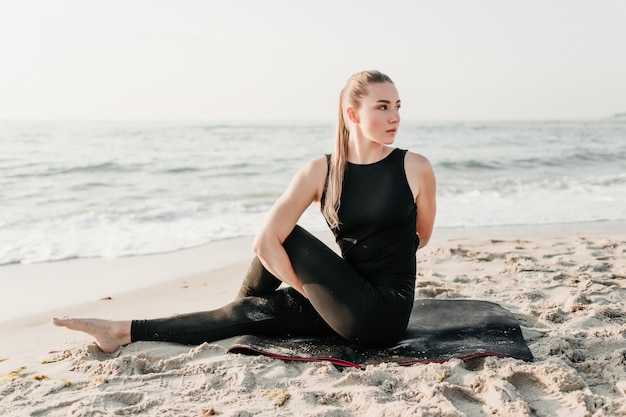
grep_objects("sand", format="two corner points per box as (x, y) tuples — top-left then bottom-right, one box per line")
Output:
(1, 223), (625, 416)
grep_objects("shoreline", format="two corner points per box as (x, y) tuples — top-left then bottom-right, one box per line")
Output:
(1, 221), (624, 415)
(435, 218), (626, 238)
(1, 220), (624, 326)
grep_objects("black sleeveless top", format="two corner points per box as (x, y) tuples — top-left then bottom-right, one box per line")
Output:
(322, 148), (418, 293)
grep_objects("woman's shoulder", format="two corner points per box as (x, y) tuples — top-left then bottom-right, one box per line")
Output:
(301, 155), (330, 173)
(294, 155), (329, 203)
(402, 149), (436, 204)
(403, 149), (433, 170)
(294, 155), (329, 187)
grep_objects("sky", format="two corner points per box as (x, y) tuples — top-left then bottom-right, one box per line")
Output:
(1, 0), (625, 122)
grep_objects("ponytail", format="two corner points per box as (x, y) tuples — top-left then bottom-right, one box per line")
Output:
(322, 70), (394, 229)
(322, 92), (350, 229)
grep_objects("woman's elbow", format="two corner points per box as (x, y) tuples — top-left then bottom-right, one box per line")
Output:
(252, 230), (278, 259)
(417, 234), (431, 249)
(416, 226), (434, 249)
(251, 234), (265, 257)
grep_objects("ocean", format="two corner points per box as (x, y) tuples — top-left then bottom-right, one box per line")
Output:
(1, 119), (625, 266)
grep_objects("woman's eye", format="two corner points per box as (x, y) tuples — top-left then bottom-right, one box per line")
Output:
(379, 105), (387, 110)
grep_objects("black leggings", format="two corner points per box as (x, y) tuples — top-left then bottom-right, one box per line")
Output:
(131, 226), (414, 347)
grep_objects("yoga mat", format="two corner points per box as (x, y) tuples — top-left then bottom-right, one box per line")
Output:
(227, 299), (534, 369)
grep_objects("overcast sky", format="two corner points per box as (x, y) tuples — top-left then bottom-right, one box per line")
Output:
(1, 0), (624, 122)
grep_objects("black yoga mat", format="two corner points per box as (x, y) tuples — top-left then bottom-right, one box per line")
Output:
(227, 299), (534, 369)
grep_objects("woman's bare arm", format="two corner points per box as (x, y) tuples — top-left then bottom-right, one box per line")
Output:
(252, 156), (327, 297)
(405, 151), (437, 248)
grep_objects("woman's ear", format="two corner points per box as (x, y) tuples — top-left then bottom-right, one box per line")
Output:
(346, 106), (359, 124)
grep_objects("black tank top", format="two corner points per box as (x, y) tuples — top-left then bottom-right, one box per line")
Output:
(322, 148), (418, 292)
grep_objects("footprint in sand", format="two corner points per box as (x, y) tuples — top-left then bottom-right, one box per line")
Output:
(69, 391), (147, 414)
(507, 372), (584, 417)
(440, 384), (485, 416)
(462, 356), (486, 372)
(179, 371), (212, 396)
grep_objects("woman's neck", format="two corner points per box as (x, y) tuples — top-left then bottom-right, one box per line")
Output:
(347, 139), (391, 165)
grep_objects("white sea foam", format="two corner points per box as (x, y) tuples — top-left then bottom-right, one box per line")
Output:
(1, 119), (624, 266)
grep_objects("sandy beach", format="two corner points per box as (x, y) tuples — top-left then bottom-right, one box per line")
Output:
(1, 223), (625, 416)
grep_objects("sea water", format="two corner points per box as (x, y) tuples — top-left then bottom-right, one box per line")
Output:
(1, 119), (625, 266)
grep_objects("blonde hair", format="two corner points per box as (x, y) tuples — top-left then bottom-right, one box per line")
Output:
(322, 70), (394, 229)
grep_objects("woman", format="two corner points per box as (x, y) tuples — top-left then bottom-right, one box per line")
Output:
(54, 70), (437, 353)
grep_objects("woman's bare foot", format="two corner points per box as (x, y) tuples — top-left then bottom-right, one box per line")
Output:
(52, 318), (132, 353)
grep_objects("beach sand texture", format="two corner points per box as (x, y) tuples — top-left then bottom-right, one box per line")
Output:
(1, 229), (625, 416)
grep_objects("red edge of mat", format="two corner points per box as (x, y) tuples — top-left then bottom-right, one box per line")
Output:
(227, 346), (513, 369)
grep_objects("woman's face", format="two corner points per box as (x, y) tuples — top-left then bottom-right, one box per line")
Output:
(354, 82), (401, 145)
